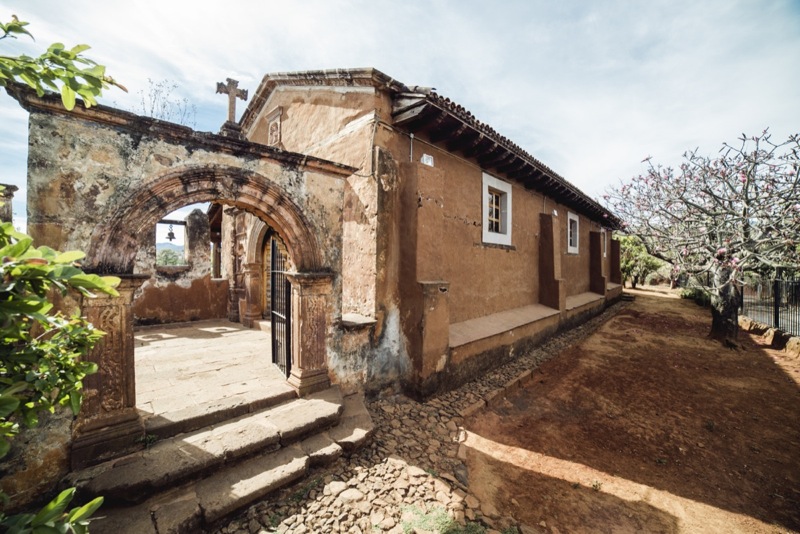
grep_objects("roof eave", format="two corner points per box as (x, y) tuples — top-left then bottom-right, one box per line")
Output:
(392, 94), (622, 228)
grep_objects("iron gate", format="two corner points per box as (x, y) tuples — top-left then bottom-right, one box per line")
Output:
(270, 239), (291, 377)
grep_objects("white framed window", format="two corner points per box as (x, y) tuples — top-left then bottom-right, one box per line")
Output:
(482, 172), (512, 246)
(601, 228), (607, 257)
(567, 212), (579, 254)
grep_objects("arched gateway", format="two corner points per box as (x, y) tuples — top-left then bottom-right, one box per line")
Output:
(9, 87), (354, 467)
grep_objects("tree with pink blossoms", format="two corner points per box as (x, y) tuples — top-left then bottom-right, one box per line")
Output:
(604, 131), (800, 346)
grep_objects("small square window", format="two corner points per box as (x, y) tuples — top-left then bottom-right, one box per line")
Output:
(482, 173), (512, 246)
(567, 212), (579, 254)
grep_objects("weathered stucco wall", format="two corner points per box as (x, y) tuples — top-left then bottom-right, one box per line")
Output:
(131, 209), (229, 324)
(132, 276), (229, 325)
(244, 85), (414, 392)
(384, 124), (616, 397)
(246, 86), (381, 321)
(22, 104), (348, 286)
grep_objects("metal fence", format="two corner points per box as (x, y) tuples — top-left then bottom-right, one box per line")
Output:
(740, 275), (800, 336)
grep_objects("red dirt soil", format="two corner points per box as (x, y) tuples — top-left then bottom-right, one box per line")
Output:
(464, 289), (800, 534)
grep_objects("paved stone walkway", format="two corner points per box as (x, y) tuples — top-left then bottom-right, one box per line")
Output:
(135, 320), (289, 422)
(214, 302), (627, 534)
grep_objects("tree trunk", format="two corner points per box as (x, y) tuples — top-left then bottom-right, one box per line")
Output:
(631, 275), (638, 289)
(709, 268), (739, 346)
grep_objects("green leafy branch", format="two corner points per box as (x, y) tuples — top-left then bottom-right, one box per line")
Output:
(0, 488), (103, 534)
(0, 15), (126, 110)
(0, 222), (119, 457)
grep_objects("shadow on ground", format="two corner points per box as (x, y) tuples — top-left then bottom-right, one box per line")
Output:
(466, 292), (800, 533)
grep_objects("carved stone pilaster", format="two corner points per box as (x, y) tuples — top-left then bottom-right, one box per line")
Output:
(241, 261), (263, 327)
(285, 272), (333, 396)
(0, 183), (18, 223)
(71, 274), (148, 469)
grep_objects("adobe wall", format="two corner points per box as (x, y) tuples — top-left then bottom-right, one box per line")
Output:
(385, 126), (617, 397)
(561, 212), (608, 296)
(245, 86), (381, 321)
(131, 209), (229, 324)
(383, 128), (613, 324)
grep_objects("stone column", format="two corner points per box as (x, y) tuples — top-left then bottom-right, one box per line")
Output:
(0, 183), (18, 223)
(539, 213), (565, 311)
(590, 231), (607, 294)
(286, 272), (333, 396)
(71, 274), (148, 469)
(241, 261), (263, 327)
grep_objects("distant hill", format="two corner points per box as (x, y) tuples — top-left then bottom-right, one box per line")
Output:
(156, 242), (184, 253)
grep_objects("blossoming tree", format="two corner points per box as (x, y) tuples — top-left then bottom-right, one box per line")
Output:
(604, 131), (800, 345)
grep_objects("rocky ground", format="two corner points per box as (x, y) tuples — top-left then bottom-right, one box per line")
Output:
(214, 303), (627, 534)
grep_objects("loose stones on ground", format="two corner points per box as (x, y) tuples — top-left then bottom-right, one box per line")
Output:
(216, 303), (626, 534)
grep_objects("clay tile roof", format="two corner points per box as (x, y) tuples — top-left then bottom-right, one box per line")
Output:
(395, 89), (620, 228)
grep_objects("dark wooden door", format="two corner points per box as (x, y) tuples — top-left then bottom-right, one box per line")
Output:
(270, 239), (291, 378)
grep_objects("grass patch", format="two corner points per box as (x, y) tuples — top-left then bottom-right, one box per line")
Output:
(401, 505), (486, 534)
(289, 476), (322, 503)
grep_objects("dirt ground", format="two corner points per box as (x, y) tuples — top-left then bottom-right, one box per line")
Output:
(465, 288), (800, 534)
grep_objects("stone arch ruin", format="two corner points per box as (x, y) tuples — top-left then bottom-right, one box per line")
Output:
(87, 164), (323, 275)
(8, 86), (354, 466)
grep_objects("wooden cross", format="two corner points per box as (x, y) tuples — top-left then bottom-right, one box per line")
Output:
(216, 78), (248, 123)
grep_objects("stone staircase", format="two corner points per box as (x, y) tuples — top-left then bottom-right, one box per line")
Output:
(66, 386), (373, 533)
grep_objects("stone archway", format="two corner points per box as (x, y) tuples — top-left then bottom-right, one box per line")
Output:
(10, 87), (353, 467)
(86, 165), (323, 275)
(74, 166), (338, 466)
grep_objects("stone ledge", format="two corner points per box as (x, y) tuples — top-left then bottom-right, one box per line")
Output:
(565, 291), (605, 311)
(459, 366), (538, 420)
(449, 304), (560, 348)
(340, 313), (377, 330)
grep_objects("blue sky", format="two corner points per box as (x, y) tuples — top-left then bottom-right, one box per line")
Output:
(2, 0), (799, 234)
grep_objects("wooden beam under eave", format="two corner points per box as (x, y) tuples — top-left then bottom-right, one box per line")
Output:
(480, 149), (516, 171)
(446, 128), (480, 153)
(429, 119), (468, 144)
(506, 162), (536, 181)
(393, 103), (439, 130)
(474, 144), (507, 167)
(495, 157), (527, 175)
(393, 95), (427, 112)
(423, 112), (456, 142)
(462, 137), (496, 159)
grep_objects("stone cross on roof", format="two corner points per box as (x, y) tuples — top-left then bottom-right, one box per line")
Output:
(216, 78), (248, 124)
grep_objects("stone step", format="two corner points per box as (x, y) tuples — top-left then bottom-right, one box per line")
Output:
(328, 389), (375, 455)
(141, 376), (297, 441)
(252, 319), (271, 333)
(69, 386), (344, 504)
(84, 390), (374, 533)
(89, 445), (309, 534)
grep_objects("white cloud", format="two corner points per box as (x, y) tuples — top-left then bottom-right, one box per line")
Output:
(1, 0), (798, 221)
